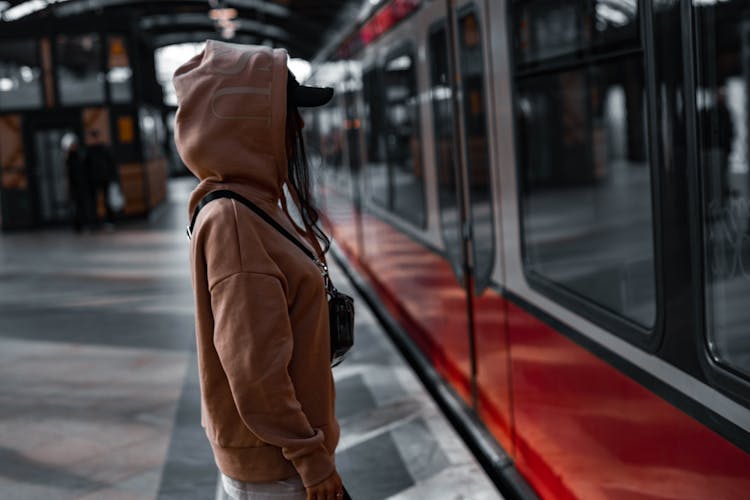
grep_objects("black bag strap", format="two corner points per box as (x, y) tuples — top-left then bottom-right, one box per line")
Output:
(187, 189), (324, 268)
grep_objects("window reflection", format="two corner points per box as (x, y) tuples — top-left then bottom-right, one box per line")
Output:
(383, 48), (426, 227)
(594, 0), (637, 34)
(515, 0), (639, 66)
(517, 54), (656, 327)
(429, 23), (462, 279)
(56, 34), (105, 106)
(363, 67), (389, 207)
(459, 10), (495, 289)
(695, 0), (750, 378)
(363, 68), (384, 163)
(0, 39), (43, 110)
(319, 99), (350, 196)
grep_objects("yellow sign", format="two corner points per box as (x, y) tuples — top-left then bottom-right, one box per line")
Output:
(117, 116), (134, 144)
(108, 37), (130, 69)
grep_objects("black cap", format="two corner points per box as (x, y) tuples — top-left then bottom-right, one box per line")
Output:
(287, 71), (334, 108)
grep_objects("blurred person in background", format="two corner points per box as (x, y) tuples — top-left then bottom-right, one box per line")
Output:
(85, 129), (120, 227)
(173, 41), (346, 500)
(715, 86), (735, 201)
(64, 134), (91, 233)
(702, 85), (736, 207)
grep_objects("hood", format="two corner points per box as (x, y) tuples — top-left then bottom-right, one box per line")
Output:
(173, 41), (289, 214)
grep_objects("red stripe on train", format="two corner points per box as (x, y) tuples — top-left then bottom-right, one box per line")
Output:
(322, 189), (750, 499)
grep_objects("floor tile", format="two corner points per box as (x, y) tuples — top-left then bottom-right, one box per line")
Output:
(0, 179), (502, 500)
(337, 432), (415, 500)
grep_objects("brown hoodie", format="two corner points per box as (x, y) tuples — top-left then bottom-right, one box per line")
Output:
(173, 40), (338, 488)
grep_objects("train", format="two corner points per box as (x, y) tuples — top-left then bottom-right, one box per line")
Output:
(303, 0), (750, 498)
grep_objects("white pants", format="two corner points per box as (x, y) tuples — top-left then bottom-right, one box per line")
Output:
(220, 473), (307, 500)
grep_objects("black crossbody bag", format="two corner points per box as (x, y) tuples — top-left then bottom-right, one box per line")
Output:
(187, 190), (354, 366)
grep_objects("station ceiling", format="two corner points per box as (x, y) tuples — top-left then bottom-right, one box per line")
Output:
(0, 0), (365, 59)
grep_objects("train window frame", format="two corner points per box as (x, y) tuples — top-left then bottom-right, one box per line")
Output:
(690, 0), (750, 403)
(381, 42), (428, 230)
(506, 0), (664, 351)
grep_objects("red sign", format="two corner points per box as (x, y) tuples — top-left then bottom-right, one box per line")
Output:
(337, 0), (421, 59)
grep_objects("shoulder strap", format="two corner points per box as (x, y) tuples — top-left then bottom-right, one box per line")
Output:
(187, 190), (319, 263)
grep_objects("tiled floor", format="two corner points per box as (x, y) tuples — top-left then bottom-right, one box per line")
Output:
(327, 276), (501, 500)
(0, 178), (502, 500)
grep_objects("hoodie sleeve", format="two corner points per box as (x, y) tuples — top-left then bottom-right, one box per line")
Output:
(209, 271), (334, 488)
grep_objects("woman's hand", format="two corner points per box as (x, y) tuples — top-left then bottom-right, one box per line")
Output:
(306, 470), (344, 500)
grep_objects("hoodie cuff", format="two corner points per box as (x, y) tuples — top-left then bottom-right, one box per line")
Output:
(290, 444), (335, 488)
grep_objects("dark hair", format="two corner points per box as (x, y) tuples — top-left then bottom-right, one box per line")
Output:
(285, 103), (330, 256)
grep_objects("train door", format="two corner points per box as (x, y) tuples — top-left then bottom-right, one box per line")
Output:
(429, 0), (514, 452)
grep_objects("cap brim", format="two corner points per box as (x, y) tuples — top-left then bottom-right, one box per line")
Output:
(293, 85), (334, 108)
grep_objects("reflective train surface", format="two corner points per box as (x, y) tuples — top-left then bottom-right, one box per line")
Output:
(304, 1), (750, 498)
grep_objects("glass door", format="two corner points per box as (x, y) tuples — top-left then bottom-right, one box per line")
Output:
(32, 127), (76, 225)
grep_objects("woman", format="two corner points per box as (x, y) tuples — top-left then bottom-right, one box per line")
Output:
(173, 41), (344, 500)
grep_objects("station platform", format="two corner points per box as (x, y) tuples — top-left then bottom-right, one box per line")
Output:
(0, 178), (502, 500)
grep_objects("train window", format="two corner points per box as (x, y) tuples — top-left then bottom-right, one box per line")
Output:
(429, 22), (462, 280)
(363, 67), (389, 207)
(363, 67), (384, 163)
(56, 34), (106, 106)
(383, 46), (426, 228)
(694, 0), (750, 379)
(513, 1), (657, 329)
(514, 0), (639, 68)
(458, 7), (495, 290)
(0, 39), (43, 110)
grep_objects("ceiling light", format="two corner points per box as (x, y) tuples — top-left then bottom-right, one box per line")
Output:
(107, 67), (132, 83)
(2, 0), (67, 22)
(0, 78), (15, 92)
(3, 0), (47, 21)
(20, 66), (35, 82)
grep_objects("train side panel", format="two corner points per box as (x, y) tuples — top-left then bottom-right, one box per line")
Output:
(312, 0), (750, 498)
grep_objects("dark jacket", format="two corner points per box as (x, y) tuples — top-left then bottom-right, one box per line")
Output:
(85, 144), (117, 187)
